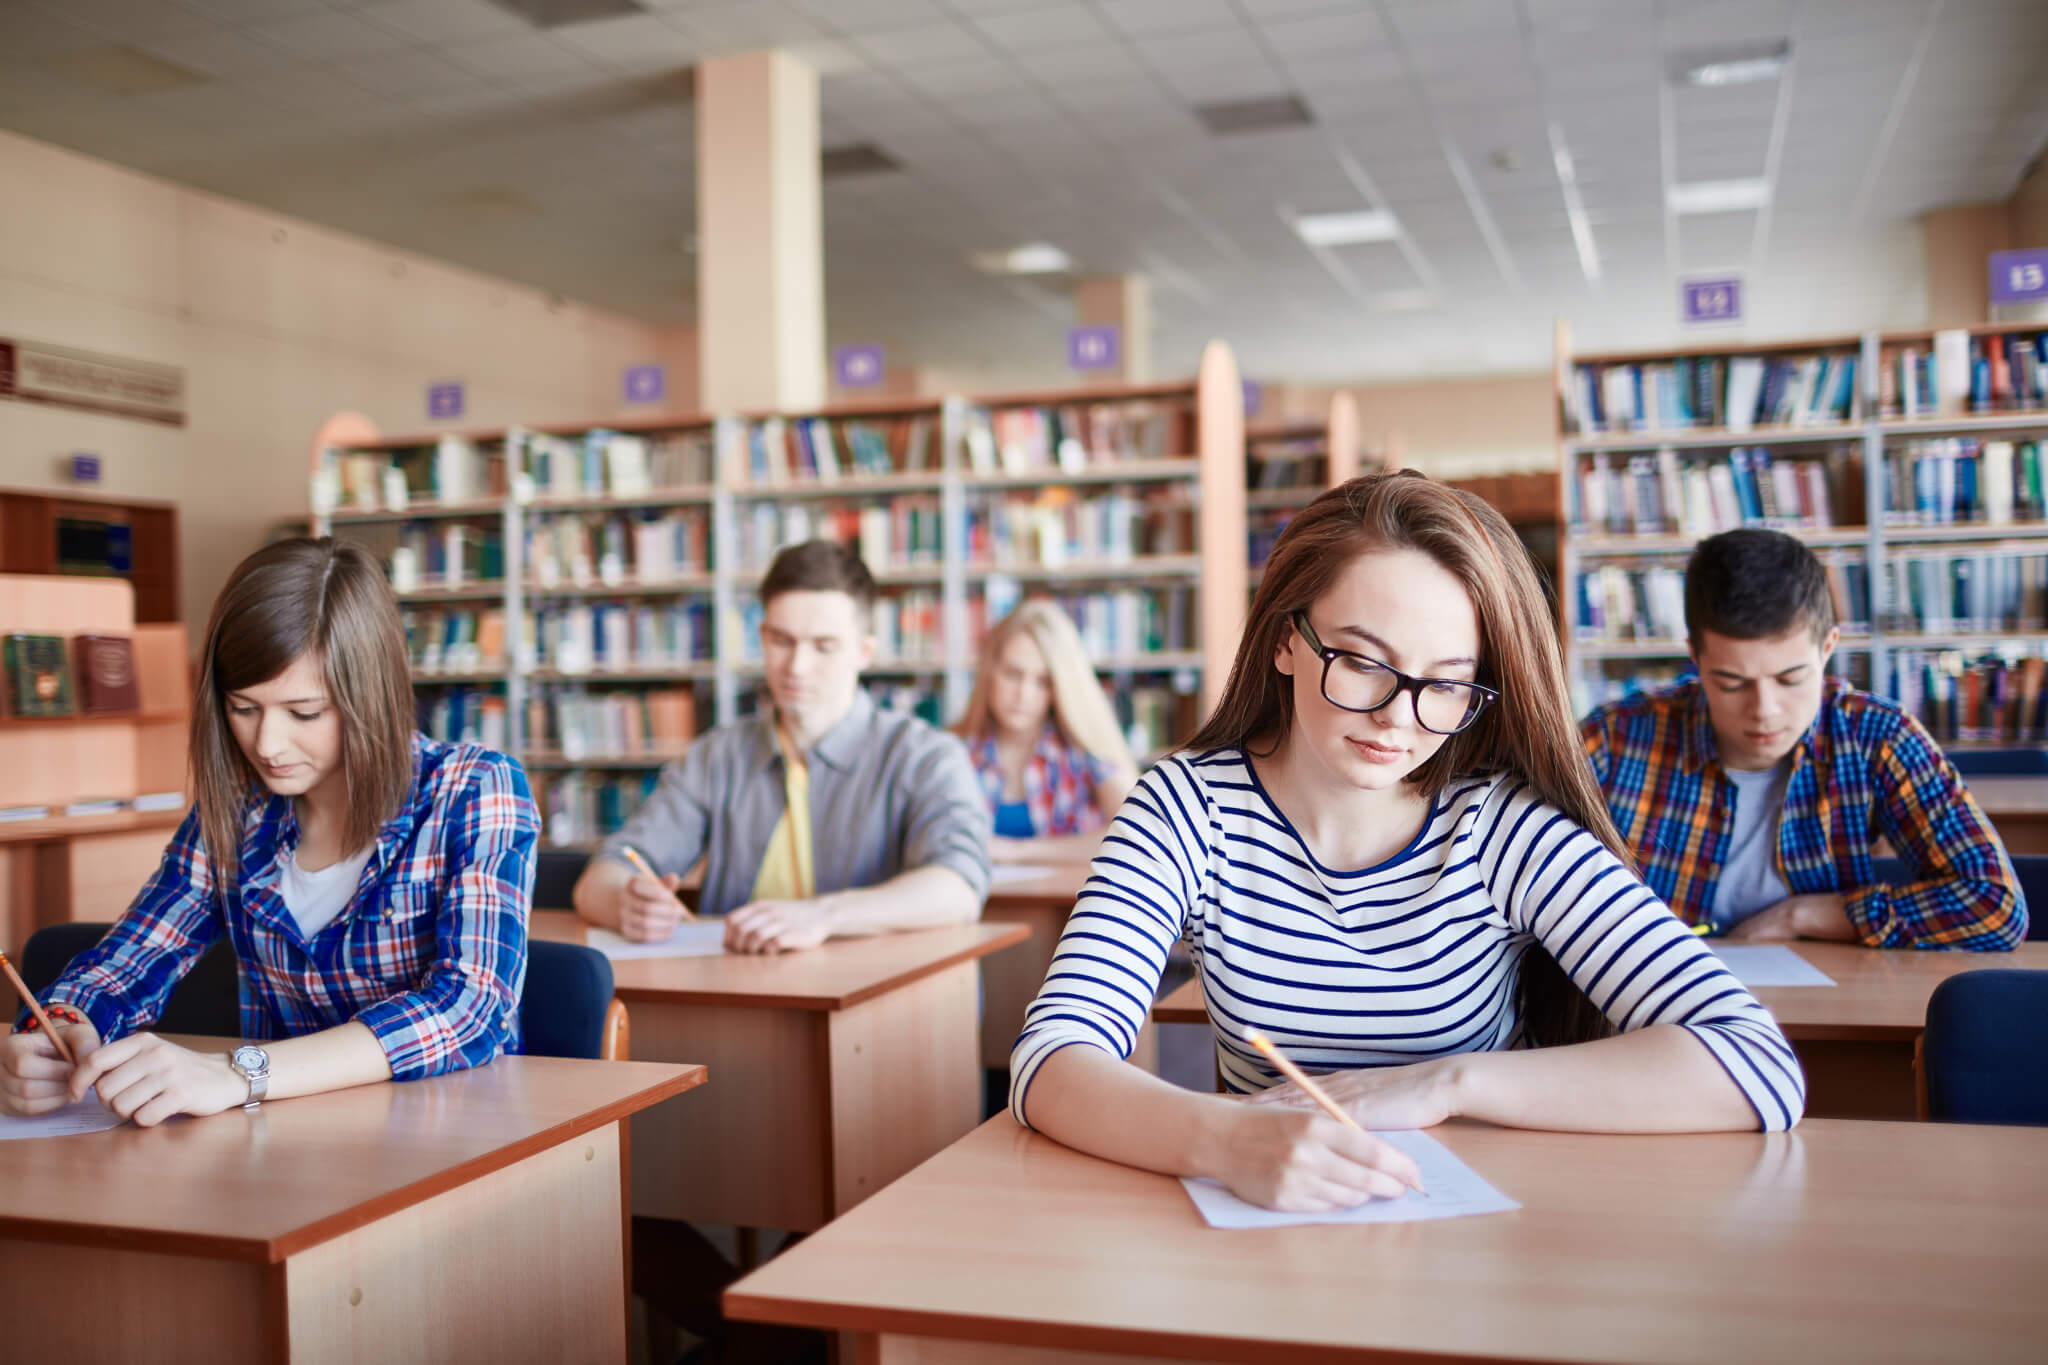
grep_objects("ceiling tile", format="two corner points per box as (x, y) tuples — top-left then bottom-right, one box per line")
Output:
(441, 31), (606, 81)
(355, 0), (529, 45)
(1101, 0), (1243, 39)
(245, 10), (414, 64)
(971, 5), (1116, 52)
(551, 14), (699, 73)
(854, 21), (992, 67)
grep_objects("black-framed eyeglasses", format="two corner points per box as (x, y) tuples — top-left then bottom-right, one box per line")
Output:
(1291, 611), (1498, 736)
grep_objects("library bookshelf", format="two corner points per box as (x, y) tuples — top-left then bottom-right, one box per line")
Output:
(1558, 322), (2048, 748)
(311, 340), (1249, 848)
(1246, 392), (1376, 589)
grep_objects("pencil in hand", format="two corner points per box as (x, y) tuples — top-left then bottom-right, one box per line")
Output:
(1243, 1025), (1426, 1195)
(0, 951), (79, 1068)
(619, 845), (697, 922)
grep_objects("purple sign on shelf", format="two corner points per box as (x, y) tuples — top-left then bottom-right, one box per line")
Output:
(1990, 248), (2048, 305)
(1068, 325), (1120, 372)
(623, 365), (665, 404)
(1242, 379), (1263, 418)
(68, 453), (100, 483)
(1680, 277), (1742, 325)
(834, 344), (885, 389)
(427, 381), (465, 421)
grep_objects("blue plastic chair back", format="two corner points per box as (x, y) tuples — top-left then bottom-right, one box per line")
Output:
(519, 939), (615, 1060)
(1922, 969), (2048, 1125)
(1950, 749), (2048, 777)
(21, 921), (240, 1036)
(532, 848), (592, 910)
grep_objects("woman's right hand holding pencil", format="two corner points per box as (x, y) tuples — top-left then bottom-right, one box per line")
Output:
(1206, 1104), (1424, 1212)
(0, 1017), (102, 1117)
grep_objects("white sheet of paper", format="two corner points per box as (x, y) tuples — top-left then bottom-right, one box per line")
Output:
(582, 921), (730, 960)
(989, 863), (1065, 886)
(0, 1089), (126, 1141)
(1708, 944), (1837, 988)
(1180, 1128), (1520, 1229)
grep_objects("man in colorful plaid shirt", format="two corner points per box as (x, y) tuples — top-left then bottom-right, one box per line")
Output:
(1580, 529), (2024, 949)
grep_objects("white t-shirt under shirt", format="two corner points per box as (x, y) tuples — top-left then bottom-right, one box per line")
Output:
(279, 844), (377, 938)
(1712, 758), (1795, 930)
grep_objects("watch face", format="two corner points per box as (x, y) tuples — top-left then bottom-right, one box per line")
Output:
(233, 1045), (268, 1072)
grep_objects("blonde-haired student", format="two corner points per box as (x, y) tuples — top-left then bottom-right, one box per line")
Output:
(1012, 473), (1804, 1212)
(0, 537), (537, 1125)
(954, 599), (1139, 862)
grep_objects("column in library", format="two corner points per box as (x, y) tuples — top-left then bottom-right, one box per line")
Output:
(695, 50), (826, 412)
(1074, 274), (1153, 385)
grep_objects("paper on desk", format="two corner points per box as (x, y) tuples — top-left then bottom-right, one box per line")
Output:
(1708, 945), (1836, 988)
(0, 1089), (126, 1141)
(582, 921), (729, 960)
(989, 863), (1066, 887)
(1180, 1128), (1519, 1229)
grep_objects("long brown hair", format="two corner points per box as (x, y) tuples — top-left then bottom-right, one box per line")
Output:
(192, 537), (416, 883)
(1188, 472), (1626, 1047)
(953, 600), (1137, 775)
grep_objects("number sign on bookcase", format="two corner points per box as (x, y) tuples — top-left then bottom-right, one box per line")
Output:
(1558, 323), (2048, 749)
(312, 340), (1249, 845)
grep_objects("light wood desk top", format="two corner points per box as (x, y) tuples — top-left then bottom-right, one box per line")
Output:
(0, 1051), (704, 1263)
(532, 912), (1029, 1011)
(1152, 941), (2048, 1040)
(729, 1114), (2048, 1365)
(1967, 774), (2048, 815)
(985, 860), (1090, 910)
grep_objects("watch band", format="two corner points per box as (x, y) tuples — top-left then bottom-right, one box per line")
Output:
(231, 1047), (270, 1110)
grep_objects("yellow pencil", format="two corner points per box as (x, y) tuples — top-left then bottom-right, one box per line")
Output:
(1242, 1026), (1425, 1194)
(0, 951), (78, 1067)
(1691, 922), (1713, 937)
(619, 845), (697, 922)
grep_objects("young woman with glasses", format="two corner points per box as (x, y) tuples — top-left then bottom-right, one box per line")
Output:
(1008, 473), (1804, 1211)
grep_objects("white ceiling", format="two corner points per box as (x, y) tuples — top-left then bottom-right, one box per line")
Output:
(2, 0), (2045, 386)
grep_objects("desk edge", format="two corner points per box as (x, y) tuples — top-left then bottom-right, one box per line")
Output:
(613, 923), (1033, 1012)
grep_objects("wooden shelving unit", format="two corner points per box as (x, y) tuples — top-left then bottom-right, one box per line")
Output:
(311, 340), (1250, 848)
(1557, 322), (2048, 745)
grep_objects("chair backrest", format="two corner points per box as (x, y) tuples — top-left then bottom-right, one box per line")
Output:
(519, 939), (618, 1060)
(1922, 969), (2048, 1125)
(1870, 855), (2045, 942)
(20, 922), (241, 1037)
(532, 848), (592, 911)
(1949, 749), (2048, 776)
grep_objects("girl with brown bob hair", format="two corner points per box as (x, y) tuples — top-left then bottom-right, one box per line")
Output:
(1, 538), (537, 1126)
(1008, 473), (1804, 1212)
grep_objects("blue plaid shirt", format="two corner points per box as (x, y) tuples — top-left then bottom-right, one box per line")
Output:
(31, 734), (538, 1080)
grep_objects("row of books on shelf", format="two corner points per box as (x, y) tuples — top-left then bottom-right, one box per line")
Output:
(0, 632), (142, 717)
(403, 608), (506, 676)
(1247, 430), (1328, 490)
(1567, 352), (1860, 435)
(323, 435), (504, 513)
(0, 792), (187, 823)
(961, 401), (1187, 477)
(964, 487), (1194, 567)
(1573, 552), (2048, 645)
(390, 524), (504, 590)
(534, 601), (715, 675)
(535, 770), (660, 849)
(522, 428), (713, 498)
(1881, 439), (2046, 525)
(736, 499), (943, 575)
(1249, 508), (1302, 570)
(1887, 649), (2048, 744)
(417, 687), (509, 750)
(739, 414), (933, 484)
(527, 687), (696, 759)
(1571, 447), (1848, 537)
(527, 510), (711, 588)
(1953, 330), (2048, 414)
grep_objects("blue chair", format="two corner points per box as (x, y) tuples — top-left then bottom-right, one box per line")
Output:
(520, 939), (628, 1061)
(20, 922), (241, 1036)
(1949, 749), (2048, 777)
(532, 848), (592, 911)
(1869, 855), (2045, 941)
(1920, 969), (2048, 1124)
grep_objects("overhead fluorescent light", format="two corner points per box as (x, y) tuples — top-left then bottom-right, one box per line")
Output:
(1291, 209), (1400, 247)
(969, 243), (1073, 275)
(1667, 178), (1771, 215)
(1194, 94), (1314, 136)
(1549, 124), (1601, 283)
(1675, 41), (1791, 88)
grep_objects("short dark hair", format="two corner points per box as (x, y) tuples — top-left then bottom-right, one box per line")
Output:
(759, 539), (877, 613)
(1684, 528), (1835, 647)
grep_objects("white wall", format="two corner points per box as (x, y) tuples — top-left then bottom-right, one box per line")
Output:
(0, 130), (697, 630)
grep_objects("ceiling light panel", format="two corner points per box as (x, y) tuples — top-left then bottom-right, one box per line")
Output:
(1667, 178), (1772, 215)
(1291, 209), (1401, 247)
(969, 243), (1073, 275)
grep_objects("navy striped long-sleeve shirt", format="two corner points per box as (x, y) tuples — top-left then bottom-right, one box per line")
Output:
(1010, 749), (1807, 1131)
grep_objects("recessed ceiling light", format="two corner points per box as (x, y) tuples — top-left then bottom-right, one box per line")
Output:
(821, 143), (900, 178)
(1193, 94), (1314, 136)
(1291, 209), (1401, 247)
(488, 0), (645, 26)
(969, 243), (1073, 275)
(1667, 178), (1771, 215)
(1672, 41), (1790, 87)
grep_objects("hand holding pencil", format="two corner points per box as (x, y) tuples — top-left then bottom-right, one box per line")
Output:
(0, 951), (103, 1118)
(1240, 1026), (1427, 1198)
(616, 845), (695, 942)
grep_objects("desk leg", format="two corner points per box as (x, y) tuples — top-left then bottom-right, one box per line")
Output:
(283, 1120), (628, 1363)
(0, 1242), (280, 1361)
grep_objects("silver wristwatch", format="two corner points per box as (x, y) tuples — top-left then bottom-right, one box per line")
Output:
(230, 1045), (270, 1110)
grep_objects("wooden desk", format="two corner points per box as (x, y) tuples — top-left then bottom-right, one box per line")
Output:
(533, 912), (1029, 1231)
(1970, 774), (2048, 853)
(0, 1052), (705, 1364)
(1154, 942), (2048, 1118)
(728, 1114), (2048, 1365)
(980, 862), (1090, 1068)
